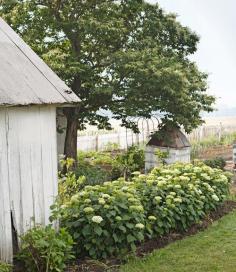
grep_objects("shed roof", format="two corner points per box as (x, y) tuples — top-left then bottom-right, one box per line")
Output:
(147, 126), (191, 148)
(0, 18), (80, 107)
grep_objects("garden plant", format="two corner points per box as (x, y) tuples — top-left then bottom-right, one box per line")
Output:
(52, 162), (231, 260)
(17, 226), (74, 272)
(0, 262), (12, 272)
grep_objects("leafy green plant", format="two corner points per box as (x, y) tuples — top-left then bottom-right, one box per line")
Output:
(78, 151), (114, 167)
(59, 172), (86, 204)
(53, 162), (230, 260)
(114, 145), (145, 180)
(104, 142), (120, 152)
(204, 157), (226, 170)
(0, 262), (12, 272)
(155, 149), (169, 166)
(76, 151), (112, 185)
(17, 226), (74, 272)
(76, 147), (145, 183)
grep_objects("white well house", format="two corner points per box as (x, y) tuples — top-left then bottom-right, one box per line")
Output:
(145, 127), (191, 172)
(0, 18), (79, 262)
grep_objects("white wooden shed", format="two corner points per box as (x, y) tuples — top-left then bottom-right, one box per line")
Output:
(145, 126), (191, 172)
(0, 18), (79, 262)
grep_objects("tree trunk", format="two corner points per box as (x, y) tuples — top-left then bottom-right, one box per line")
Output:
(64, 108), (78, 162)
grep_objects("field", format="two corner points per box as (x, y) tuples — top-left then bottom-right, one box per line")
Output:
(203, 116), (236, 126)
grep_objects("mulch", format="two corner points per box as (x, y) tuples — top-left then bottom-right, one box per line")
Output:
(67, 200), (236, 272)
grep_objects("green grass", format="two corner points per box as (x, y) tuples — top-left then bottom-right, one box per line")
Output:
(120, 210), (236, 272)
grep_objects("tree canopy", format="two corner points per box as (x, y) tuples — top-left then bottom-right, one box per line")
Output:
(0, 0), (215, 158)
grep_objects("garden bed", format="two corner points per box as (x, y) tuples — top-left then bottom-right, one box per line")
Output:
(197, 145), (232, 160)
(10, 162), (233, 272)
(69, 200), (236, 272)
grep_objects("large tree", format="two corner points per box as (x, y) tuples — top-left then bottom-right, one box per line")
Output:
(0, 0), (215, 160)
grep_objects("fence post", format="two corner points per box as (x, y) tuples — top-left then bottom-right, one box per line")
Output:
(218, 122), (223, 141)
(117, 131), (120, 148)
(95, 133), (99, 151)
(136, 133), (139, 146)
(126, 128), (128, 150)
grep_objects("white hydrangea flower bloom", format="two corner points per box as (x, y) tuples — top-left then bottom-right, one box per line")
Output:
(174, 197), (182, 203)
(70, 194), (79, 203)
(130, 205), (144, 212)
(135, 223), (145, 229)
(158, 180), (167, 186)
(180, 176), (190, 182)
(148, 216), (157, 221)
(84, 207), (94, 213)
(208, 187), (214, 193)
(212, 194), (219, 201)
(101, 194), (111, 199)
(98, 198), (106, 205)
(201, 173), (211, 181)
(121, 186), (129, 191)
(92, 216), (103, 224)
(155, 196), (162, 202)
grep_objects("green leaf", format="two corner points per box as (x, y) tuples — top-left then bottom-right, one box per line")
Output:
(127, 234), (136, 243)
(94, 226), (103, 236)
(118, 225), (126, 233)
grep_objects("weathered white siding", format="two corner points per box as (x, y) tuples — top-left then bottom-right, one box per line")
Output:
(0, 106), (58, 262)
(145, 146), (191, 172)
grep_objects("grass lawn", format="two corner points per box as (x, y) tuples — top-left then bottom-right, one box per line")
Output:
(120, 210), (236, 272)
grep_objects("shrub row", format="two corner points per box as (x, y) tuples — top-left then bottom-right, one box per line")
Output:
(53, 162), (231, 259)
(203, 157), (226, 170)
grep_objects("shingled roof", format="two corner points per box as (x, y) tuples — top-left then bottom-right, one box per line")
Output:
(0, 18), (80, 106)
(147, 126), (190, 148)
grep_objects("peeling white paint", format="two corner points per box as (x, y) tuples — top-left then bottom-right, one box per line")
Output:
(0, 106), (58, 262)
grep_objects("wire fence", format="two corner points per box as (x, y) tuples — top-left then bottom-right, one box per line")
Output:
(77, 121), (236, 152)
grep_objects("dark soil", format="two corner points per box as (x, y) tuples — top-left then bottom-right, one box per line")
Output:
(197, 145), (232, 160)
(66, 200), (236, 272)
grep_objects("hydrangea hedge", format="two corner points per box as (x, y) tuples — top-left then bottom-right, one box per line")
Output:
(53, 162), (231, 259)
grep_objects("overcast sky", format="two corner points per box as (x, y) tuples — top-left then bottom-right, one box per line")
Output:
(148, 0), (236, 109)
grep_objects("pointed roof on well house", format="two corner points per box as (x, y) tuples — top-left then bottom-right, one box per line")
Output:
(147, 126), (191, 149)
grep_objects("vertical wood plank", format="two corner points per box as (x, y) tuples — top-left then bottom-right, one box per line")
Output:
(0, 109), (13, 262)
(1, 105), (58, 262)
(39, 106), (58, 225)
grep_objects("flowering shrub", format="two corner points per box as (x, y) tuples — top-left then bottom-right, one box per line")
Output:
(54, 179), (145, 259)
(53, 162), (231, 259)
(135, 163), (230, 237)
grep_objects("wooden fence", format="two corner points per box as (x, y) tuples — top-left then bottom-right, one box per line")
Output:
(77, 123), (236, 152)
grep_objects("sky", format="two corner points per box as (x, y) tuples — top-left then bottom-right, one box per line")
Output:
(148, 0), (236, 109)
